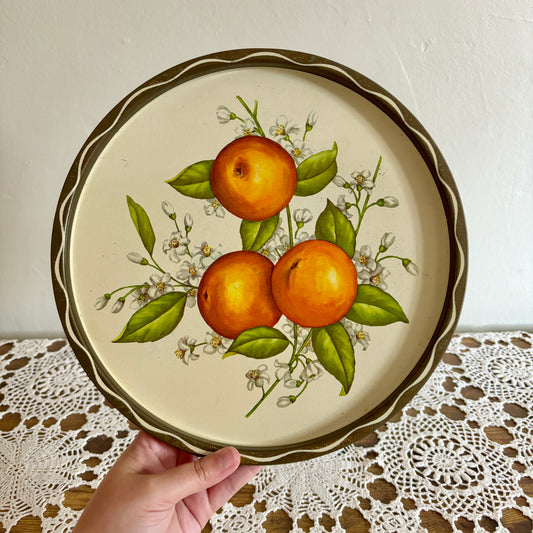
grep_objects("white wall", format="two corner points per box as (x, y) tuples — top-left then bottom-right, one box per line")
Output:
(1, 0), (532, 336)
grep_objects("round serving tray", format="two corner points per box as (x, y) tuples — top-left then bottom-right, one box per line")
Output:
(51, 49), (467, 464)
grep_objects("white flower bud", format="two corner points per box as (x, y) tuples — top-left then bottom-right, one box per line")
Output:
(403, 258), (419, 275)
(95, 295), (109, 310)
(161, 200), (175, 218)
(184, 213), (193, 231)
(384, 196), (399, 207)
(127, 252), (146, 264)
(111, 299), (125, 313)
(380, 232), (396, 252)
(378, 196), (399, 208)
(306, 110), (318, 128)
(216, 105), (233, 124)
(333, 175), (347, 187)
(276, 396), (293, 408)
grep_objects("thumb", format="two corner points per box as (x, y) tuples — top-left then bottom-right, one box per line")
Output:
(154, 447), (241, 502)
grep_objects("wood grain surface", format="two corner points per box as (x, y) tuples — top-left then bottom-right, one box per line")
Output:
(1, 336), (532, 532)
(0, 414), (531, 533)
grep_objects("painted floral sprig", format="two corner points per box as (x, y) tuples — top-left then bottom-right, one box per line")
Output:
(96, 94), (419, 418)
(205, 96), (417, 414)
(94, 197), (222, 345)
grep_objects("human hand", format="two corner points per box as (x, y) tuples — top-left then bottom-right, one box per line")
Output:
(73, 430), (262, 533)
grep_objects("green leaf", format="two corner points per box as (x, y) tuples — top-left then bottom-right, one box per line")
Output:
(166, 160), (214, 199)
(315, 199), (356, 257)
(240, 214), (279, 252)
(223, 327), (290, 359)
(312, 322), (355, 394)
(126, 196), (156, 255)
(295, 142), (338, 196)
(113, 292), (187, 343)
(346, 285), (409, 326)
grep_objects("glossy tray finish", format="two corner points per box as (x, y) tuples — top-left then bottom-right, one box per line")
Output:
(51, 49), (467, 464)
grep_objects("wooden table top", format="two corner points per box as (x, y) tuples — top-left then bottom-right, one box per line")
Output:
(1, 336), (532, 532)
(1, 416), (531, 532)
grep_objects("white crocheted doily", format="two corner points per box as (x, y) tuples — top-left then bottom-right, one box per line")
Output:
(0, 332), (531, 532)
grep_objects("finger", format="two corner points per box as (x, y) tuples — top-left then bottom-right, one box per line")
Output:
(176, 449), (198, 467)
(141, 432), (179, 464)
(154, 446), (241, 502)
(181, 463), (263, 528)
(123, 431), (179, 473)
(206, 464), (263, 513)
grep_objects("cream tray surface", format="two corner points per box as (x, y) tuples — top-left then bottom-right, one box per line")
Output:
(51, 49), (467, 464)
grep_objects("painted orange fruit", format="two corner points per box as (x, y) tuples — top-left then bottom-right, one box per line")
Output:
(271, 240), (358, 328)
(198, 251), (282, 339)
(210, 136), (297, 221)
